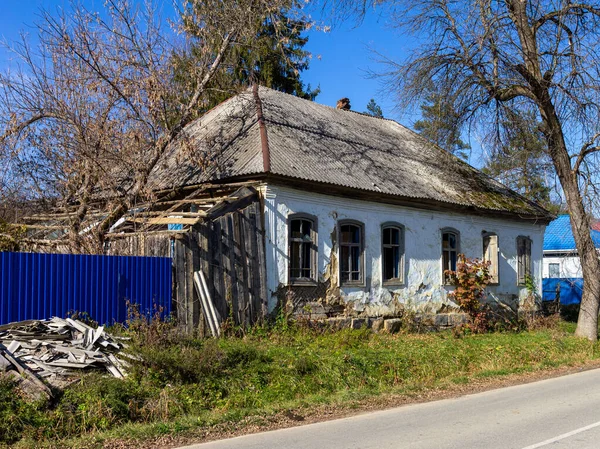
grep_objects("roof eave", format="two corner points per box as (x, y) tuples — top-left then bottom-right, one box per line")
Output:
(262, 174), (554, 225)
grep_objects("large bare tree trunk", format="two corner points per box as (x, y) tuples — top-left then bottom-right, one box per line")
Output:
(368, 0), (600, 338)
(541, 103), (600, 340)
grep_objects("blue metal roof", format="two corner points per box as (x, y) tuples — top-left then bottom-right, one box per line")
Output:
(543, 214), (600, 251)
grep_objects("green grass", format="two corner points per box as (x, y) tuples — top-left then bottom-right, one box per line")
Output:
(3, 318), (600, 448)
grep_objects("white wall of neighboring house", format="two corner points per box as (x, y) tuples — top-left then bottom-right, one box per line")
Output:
(261, 184), (546, 315)
(543, 254), (582, 278)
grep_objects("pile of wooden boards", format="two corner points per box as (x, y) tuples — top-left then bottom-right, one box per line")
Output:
(0, 317), (129, 398)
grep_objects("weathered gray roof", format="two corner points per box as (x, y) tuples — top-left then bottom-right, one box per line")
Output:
(147, 86), (551, 220)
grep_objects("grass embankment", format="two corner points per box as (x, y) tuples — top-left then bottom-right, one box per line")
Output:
(2, 319), (600, 448)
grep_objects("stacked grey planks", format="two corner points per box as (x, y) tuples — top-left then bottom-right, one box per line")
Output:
(0, 317), (129, 397)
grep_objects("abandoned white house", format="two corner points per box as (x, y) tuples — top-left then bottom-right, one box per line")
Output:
(23, 86), (553, 331)
(148, 86), (551, 317)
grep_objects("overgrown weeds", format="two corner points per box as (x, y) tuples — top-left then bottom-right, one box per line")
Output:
(3, 312), (600, 448)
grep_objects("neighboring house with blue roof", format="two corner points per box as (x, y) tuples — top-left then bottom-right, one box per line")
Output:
(543, 214), (600, 278)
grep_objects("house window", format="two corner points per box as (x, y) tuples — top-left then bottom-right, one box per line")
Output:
(483, 233), (499, 284)
(517, 236), (532, 285)
(288, 214), (317, 283)
(442, 228), (460, 284)
(549, 263), (560, 278)
(382, 224), (404, 284)
(339, 221), (364, 285)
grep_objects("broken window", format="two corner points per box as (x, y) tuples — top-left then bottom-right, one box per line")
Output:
(382, 224), (404, 284)
(517, 236), (532, 285)
(288, 214), (317, 283)
(339, 221), (364, 285)
(442, 228), (460, 284)
(483, 233), (499, 284)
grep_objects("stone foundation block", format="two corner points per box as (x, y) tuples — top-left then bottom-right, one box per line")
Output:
(384, 318), (402, 333)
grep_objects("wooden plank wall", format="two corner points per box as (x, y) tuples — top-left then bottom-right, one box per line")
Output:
(171, 200), (267, 335)
(201, 200), (267, 334)
(105, 200), (267, 336)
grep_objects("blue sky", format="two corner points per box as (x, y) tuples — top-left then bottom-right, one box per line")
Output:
(0, 1), (482, 164)
(0, 1), (487, 165)
(0, 1), (411, 118)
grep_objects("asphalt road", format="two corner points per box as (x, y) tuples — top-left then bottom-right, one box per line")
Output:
(179, 368), (600, 449)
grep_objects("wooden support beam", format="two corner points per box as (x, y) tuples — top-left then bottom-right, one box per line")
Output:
(18, 224), (69, 230)
(104, 229), (188, 239)
(126, 217), (203, 225)
(132, 211), (207, 218)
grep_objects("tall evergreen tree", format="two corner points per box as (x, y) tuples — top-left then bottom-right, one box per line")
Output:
(173, 13), (319, 114)
(483, 110), (558, 213)
(413, 92), (470, 160)
(364, 98), (383, 118)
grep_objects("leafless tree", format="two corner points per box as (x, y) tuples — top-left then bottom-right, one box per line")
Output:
(0, 0), (301, 252)
(329, 0), (600, 339)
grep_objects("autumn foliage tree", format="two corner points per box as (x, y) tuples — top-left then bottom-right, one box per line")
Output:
(445, 254), (492, 332)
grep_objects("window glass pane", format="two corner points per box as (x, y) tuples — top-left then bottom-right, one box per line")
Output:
(340, 225), (351, 243)
(291, 219), (312, 240)
(549, 263), (560, 278)
(341, 224), (360, 244)
(291, 219), (301, 237)
(391, 228), (400, 245)
(341, 245), (350, 273)
(383, 228), (391, 245)
(351, 246), (360, 272)
(442, 232), (457, 250)
(383, 246), (400, 281)
(450, 251), (457, 271)
(301, 220), (312, 240)
(393, 246), (400, 278)
(301, 242), (311, 271)
(290, 241), (300, 274)
(383, 246), (393, 280)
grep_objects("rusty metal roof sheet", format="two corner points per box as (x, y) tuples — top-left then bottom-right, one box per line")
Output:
(147, 86), (551, 220)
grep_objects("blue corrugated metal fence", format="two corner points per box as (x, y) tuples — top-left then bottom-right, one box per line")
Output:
(542, 278), (583, 305)
(0, 252), (172, 325)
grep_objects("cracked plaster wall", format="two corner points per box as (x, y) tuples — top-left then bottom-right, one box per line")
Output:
(261, 185), (546, 315)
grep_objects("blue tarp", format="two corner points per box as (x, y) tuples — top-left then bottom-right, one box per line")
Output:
(542, 278), (583, 305)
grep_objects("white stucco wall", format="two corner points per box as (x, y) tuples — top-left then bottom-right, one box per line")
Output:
(542, 253), (582, 278)
(262, 184), (546, 315)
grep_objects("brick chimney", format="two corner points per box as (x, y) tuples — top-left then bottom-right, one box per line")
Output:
(336, 98), (351, 110)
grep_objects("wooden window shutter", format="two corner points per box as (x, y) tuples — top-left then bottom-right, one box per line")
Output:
(483, 234), (499, 284)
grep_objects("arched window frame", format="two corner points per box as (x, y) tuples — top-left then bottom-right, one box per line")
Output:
(381, 222), (405, 285)
(287, 213), (318, 285)
(338, 219), (365, 287)
(482, 232), (499, 284)
(441, 227), (460, 285)
(516, 235), (532, 286)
